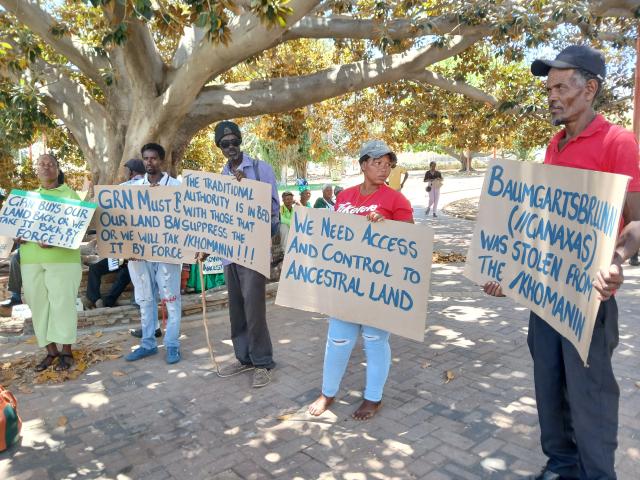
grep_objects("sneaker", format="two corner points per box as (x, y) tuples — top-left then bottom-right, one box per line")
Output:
(252, 368), (272, 388)
(425, 207), (430, 215)
(125, 346), (158, 362)
(433, 213), (437, 217)
(630, 253), (639, 266)
(129, 328), (162, 338)
(218, 361), (254, 378)
(166, 347), (181, 364)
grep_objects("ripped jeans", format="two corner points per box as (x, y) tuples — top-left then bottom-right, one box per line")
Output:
(128, 261), (182, 350)
(321, 318), (391, 402)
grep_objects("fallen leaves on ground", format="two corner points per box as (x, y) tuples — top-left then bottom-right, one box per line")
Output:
(421, 362), (432, 369)
(432, 251), (466, 263)
(112, 370), (126, 377)
(0, 335), (127, 389)
(57, 416), (68, 427)
(443, 370), (456, 383)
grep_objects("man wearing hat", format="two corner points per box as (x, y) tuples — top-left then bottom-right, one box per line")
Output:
(485, 46), (640, 479)
(213, 121), (280, 388)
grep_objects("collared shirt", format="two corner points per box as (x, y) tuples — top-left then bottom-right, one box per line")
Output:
(133, 172), (181, 186)
(280, 205), (294, 226)
(544, 114), (640, 192)
(221, 153), (280, 224)
(221, 153), (280, 268)
(120, 174), (145, 186)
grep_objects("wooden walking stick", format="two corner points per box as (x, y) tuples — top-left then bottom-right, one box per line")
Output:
(198, 259), (222, 376)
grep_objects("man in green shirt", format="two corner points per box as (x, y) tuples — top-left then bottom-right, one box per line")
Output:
(279, 191), (294, 248)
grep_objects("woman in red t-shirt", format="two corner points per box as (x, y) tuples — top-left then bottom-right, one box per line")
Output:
(308, 140), (414, 420)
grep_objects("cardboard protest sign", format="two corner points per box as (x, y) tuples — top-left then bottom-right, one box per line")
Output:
(0, 190), (96, 249)
(276, 207), (433, 342)
(465, 159), (628, 364)
(180, 170), (272, 277)
(0, 236), (13, 258)
(95, 185), (194, 264)
(202, 256), (223, 275)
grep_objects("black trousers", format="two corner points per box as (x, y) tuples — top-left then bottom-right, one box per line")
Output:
(87, 259), (131, 307)
(224, 264), (275, 369)
(528, 298), (619, 480)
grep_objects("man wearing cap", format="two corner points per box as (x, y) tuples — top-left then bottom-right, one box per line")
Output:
(484, 46), (640, 480)
(213, 121), (279, 388)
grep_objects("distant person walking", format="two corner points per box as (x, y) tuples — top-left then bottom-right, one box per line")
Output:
(423, 161), (443, 217)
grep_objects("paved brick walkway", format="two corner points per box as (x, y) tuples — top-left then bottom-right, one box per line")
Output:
(2, 211), (639, 479)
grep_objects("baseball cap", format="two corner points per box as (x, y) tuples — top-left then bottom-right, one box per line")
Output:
(124, 158), (145, 174)
(531, 45), (606, 80)
(359, 139), (398, 164)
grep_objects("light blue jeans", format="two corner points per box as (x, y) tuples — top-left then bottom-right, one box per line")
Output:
(321, 318), (391, 402)
(128, 261), (182, 350)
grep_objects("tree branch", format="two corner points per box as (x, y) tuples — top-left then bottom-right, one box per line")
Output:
(162, 0), (320, 121)
(0, 0), (108, 89)
(184, 33), (482, 135)
(284, 14), (463, 41)
(589, 0), (640, 17)
(119, 18), (166, 95)
(24, 57), (114, 168)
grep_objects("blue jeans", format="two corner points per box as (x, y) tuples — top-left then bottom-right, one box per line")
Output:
(128, 261), (182, 349)
(321, 318), (391, 402)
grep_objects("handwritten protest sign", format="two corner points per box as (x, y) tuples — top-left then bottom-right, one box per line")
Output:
(95, 173), (272, 274)
(202, 256), (223, 275)
(0, 190), (96, 249)
(276, 207), (433, 341)
(464, 159), (628, 363)
(95, 185), (193, 264)
(0, 236), (13, 258)
(180, 170), (272, 277)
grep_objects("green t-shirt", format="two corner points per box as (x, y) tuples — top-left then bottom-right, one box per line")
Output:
(280, 204), (294, 226)
(20, 184), (82, 265)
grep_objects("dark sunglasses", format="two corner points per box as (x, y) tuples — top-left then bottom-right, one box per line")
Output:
(220, 138), (241, 149)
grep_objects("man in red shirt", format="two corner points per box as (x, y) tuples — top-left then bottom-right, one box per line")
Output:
(486, 45), (640, 480)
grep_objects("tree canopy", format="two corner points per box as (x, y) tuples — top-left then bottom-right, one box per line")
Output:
(0, 0), (637, 183)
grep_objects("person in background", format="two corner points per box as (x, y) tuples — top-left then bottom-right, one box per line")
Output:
(423, 161), (443, 217)
(298, 188), (311, 207)
(83, 159), (145, 311)
(313, 184), (335, 209)
(213, 120), (279, 388)
(20, 154), (82, 371)
(0, 250), (22, 316)
(279, 191), (295, 248)
(125, 144), (182, 365)
(333, 186), (344, 198)
(386, 163), (408, 191)
(308, 140), (414, 421)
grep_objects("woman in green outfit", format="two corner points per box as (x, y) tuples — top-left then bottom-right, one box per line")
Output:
(19, 154), (82, 371)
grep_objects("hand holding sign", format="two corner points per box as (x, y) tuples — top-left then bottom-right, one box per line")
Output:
(465, 159), (629, 363)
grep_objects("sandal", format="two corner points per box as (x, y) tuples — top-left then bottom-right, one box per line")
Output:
(34, 353), (58, 372)
(55, 353), (74, 372)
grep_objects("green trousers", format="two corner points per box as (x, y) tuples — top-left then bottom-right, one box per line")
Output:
(21, 263), (82, 347)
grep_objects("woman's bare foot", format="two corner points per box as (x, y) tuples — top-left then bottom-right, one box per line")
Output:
(352, 399), (382, 420)
(308, 394), (334, 416)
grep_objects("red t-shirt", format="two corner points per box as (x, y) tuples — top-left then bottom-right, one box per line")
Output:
(544, 114), (640, 192)
(335, 184), (413, 221)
